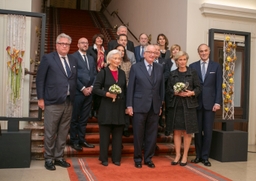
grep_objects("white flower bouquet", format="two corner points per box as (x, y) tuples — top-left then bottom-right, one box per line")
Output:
(173, 82), (189, 93)
(109, 84), (122, 102)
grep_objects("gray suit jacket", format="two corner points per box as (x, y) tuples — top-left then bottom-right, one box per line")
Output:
(126, 50), (136, 65)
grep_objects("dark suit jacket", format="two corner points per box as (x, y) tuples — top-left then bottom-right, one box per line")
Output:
(108, 39), (135, 53)
(127, 61), (164, 114)
(164, 58), (174, 83)
(93, 67), (126, 125)
(71, 51), (97, 94)
(134, 45), (143, 63)
(189, 60), (222, 110)
(36, 51), (77, 105)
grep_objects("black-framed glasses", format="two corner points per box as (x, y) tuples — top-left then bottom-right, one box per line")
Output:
(57, 42), (71, 46)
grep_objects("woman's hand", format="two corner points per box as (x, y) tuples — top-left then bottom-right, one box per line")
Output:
(106, 92), (117, 99)
(176, 90), (194, 97)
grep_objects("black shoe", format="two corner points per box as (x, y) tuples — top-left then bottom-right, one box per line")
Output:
(144, 161), (155, 168)
(165, 131), (171, 136)
(55, 159), (71, 168)
(171, 155), (182, 165)
(113, 162), (120, 166)
(191, 157), (202, 163)
(71, 143), (83, 151)
(80, 142), (95, 148)
(180, 162), (187, 166)
(101, 162), (108, 166)
(202, 159), (211, 167)
(45, 161), (56, 171)
(93, 111), (98, 118)
(135, 162), (142, 168)
(123, 130), (131, 137)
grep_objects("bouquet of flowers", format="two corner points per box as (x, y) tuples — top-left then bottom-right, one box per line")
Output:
(109, 84), (122, 102)
(173, 82), (189, 93)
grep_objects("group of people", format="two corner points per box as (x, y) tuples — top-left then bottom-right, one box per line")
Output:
(36, 25), (222, 171)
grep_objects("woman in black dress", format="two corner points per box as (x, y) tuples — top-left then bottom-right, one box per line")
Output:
(166, 51), (201, 166)
(93, 49), (126, 166)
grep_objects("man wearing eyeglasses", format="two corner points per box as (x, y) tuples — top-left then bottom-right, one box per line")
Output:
(36, 33), (77, 171)
(127, 45), (164, 168)
(69, 37), (97, 151)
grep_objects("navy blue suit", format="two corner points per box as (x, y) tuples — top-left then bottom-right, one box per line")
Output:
(127, 61), (164, 163)
(36, 52), (77, 104)
(70, 51), (97, 144)
(134, 45), (144, 63)
(189, 60), (222, 160)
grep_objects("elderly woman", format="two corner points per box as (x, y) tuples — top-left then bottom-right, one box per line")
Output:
(93, 49), (126, 166)
(166, 51), (201, 166)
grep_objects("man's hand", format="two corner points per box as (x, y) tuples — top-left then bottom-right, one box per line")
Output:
(127, 107), (133, 116)
(212, 104), (220, 112)
(82, 87), (92, 96)
(38, 99), (45, 110)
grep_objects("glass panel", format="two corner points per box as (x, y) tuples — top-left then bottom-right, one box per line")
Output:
(234, 51), (242, 107)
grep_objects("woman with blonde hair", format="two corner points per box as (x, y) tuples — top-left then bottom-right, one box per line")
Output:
(166, 51), (201, 166)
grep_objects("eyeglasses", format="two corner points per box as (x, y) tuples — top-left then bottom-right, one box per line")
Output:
(145, 51), (156, 55)
(57, 42), (71, 47)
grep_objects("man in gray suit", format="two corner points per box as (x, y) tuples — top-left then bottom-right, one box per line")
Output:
(36, 33), (77, 170)
(117, 34), (136, 65)
(127, 45), (164, 168)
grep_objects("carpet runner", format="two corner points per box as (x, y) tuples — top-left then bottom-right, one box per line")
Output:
(67, 156), (232, 181)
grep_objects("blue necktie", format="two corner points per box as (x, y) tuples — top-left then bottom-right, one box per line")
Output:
(62, 57), (71, 77)
(141, 46), (144, 57)
(202, 61), (206, 81)
(148, 64), (152, 76)
(83, 55), (90, 70)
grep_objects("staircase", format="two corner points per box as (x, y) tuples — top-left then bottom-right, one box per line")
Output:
(25, 7), (195, 160)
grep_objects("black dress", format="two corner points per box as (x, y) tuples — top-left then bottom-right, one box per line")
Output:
(173, 72), (186, 130)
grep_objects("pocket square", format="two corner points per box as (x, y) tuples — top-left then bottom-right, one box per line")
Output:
(209, 72), (215, 74)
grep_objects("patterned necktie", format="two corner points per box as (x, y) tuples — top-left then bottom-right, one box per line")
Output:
(148, 64), (152, 76)
(83, 55), (90, 70)
(202, 61), (206, 81)
(62, 57), (71, 77)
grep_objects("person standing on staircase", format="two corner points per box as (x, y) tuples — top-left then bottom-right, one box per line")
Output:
(107, 25), (135, 53)
(70, 37), (97, 151)
(36, 33), (77, 171)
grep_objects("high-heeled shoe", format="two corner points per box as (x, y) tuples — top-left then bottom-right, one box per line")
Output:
(180, 157), (187, 166)
(171, 155), (182, 165)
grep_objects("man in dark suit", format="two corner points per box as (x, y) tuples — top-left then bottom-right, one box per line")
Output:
(117, 34), (136, 65)
(36, 33), (77, 171)
(189, 44), (222, 167)
(127, 45), (164, 168)
(108, 25), (135, 53)
(69, 37), (97, 151)
(134, 33), (149, 63)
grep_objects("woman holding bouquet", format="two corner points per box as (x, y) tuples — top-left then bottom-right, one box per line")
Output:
(93, 49), (126, 166)
(166, 51), (201, 166)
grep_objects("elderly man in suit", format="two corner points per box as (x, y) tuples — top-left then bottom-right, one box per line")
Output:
(36, 33), (77, 171)
(127, 45), (164, 168)
(189, 44), (222, 167)
(108, 25), (135, 53)
(117, 34), (136, 65)
(134, 33), (149, 63)
(69, 38), (97, 151)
